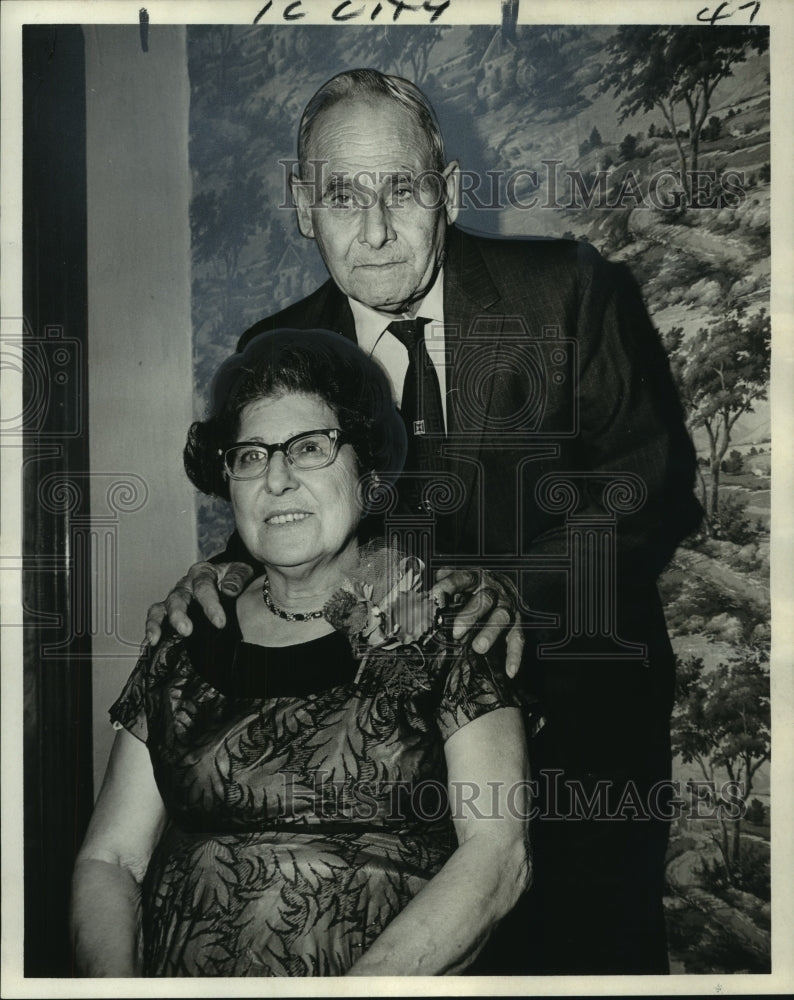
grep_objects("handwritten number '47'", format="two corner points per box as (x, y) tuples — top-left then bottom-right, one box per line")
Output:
(697, 1), (761, 24)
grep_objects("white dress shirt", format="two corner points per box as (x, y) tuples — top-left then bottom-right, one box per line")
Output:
(348, 269), (448, 429)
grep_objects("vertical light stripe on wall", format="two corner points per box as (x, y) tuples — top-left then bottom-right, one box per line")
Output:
(85, 26), (197, 793)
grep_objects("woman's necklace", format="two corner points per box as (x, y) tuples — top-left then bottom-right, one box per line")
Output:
(261, 574), (327, 622)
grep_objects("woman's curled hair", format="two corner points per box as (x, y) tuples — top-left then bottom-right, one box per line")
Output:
(184, 328), (407, 500)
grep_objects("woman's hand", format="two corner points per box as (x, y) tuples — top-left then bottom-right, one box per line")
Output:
(71, 730), (168, 976)
(346, 706), (531, 976)
(144, 561), (254, 645)
(431, 569), (524, 678)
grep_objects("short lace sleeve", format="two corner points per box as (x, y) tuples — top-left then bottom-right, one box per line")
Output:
(109, 644), (154, 743)
(435, 644), (522, 743)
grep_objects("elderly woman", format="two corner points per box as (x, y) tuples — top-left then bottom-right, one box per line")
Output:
(71, 329), (531, 977)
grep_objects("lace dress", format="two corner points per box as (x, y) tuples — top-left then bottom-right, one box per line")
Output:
(110, 594), (521, 976)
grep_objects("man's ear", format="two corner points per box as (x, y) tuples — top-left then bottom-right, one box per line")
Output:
(290, 173), (316, 239)
(441, 161), (461, 226)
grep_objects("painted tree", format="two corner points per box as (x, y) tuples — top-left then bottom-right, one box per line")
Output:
(672, 651), (770, 885)
(513, 26), (591, 114)
(191, 164), (265, 338)
(345, 25), (449, 85)
(663, 305), (770, 528)
(599, 26), (768, 199)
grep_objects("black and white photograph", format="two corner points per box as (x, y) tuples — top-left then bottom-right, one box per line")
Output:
(2, 0), (792, 994)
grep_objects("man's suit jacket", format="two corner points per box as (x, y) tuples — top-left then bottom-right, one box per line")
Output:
(234, 224), (702, 780)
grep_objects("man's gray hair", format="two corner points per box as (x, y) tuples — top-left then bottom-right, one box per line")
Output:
(297, 68), (447, 176)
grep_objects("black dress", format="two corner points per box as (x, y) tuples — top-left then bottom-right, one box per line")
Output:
(110, 594), (522, 976)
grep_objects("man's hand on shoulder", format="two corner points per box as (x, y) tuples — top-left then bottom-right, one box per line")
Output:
(430, 568), (524, 678)
(144, 561), (254, 645)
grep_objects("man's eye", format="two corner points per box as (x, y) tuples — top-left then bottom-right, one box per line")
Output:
(392, 185), (414, 204)
(328, 192), (353, 208)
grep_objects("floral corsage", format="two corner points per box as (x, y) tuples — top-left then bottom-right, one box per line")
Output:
(323, 547), (445, 685)
(323, 545), (545, 733)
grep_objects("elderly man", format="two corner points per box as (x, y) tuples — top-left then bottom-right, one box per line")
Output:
(149, 69), (701, 975)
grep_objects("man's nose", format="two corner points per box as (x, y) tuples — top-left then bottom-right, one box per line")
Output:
(263, 450), (298, 494)
(358, 196), (395, 249)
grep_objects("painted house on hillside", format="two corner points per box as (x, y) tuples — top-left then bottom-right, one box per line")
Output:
(477, 1), (521, 107)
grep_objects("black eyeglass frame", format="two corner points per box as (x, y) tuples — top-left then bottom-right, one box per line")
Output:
(219, 428), (347, 480)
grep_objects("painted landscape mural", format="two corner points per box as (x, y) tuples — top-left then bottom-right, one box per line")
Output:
(186, 22), (771, 973)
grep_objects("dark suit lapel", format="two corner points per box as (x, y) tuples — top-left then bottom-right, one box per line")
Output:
(317, 281), (357, 343)
(443, 227), (504, 547)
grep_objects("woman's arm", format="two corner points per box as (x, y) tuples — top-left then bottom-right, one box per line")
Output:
(346, 705), (531, 976)
(71, 729), (167, 976)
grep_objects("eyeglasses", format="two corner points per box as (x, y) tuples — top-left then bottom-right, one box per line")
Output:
(221, 428), (346, 480)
